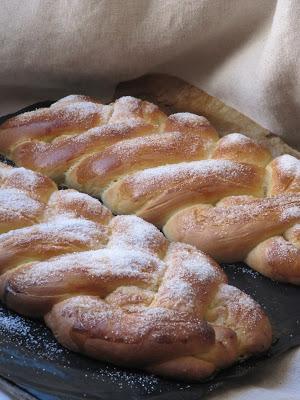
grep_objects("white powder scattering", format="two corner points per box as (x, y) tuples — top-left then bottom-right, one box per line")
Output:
(74, 120), (150, 145)
(158, 278), (195, 310)
(168, 112), (210, 127)
(216, 284), (262, 327)
(110, 96), (164, 125)
(54, 102), (103, 122)
(122, 306), (208, 342)
(155, 244), (223, 311)
(0, 306), (183, 394)
(58, 297), (205, 345)
(164, 279), (192, 297)
(98, 131), (210, 169)
(178, 193), (300, 234)
(110, 97), (144, 124)
(0, 308), (64, 360)
(276, 154), (300, 177)
(108, 215), (166, 255)
(113, 96), (158, 115)
(8, 101), (104, 128)
(22, 248), (164, 287)
(104, 131), (181, 156)
(51, 94), (94, 106)
(0, 188), (43, 217)
(268, 237), (298, 260)
(120, 159), (251, 197)
(49, 190), (112, 222)
(2, 217), (107, 246)
(113, 96), (142, 113)
(7, 167), (42, 189)
(0, 313), (30, 336)
(281, 206), (300, 221)
(142, 101), (159, 114)
(220, 133), (253, 145)
(140, 306), (176, 320)
(180, 253), (219, 282)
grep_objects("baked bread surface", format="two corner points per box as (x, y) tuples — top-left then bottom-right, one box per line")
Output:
(0, 95), (299, 283)
(0, 162), (272, 380)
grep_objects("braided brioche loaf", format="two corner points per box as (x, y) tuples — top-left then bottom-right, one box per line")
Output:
(0, 95), (299, 284)
(0, 162), (271, 380)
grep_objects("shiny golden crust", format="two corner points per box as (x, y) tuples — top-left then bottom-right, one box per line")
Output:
(164, 198), (300, 285)
(12, 121), (156, 182)
(0, 164), (56, 234)
(0, 95), (299, 283)
(0, 98), (112, 153)
(0, 163), (271, 381)
(67, 131), (216, 193)
(102, 160), (264, 225)
(212, 133), (272, 167)
(246, 236), (300, 284)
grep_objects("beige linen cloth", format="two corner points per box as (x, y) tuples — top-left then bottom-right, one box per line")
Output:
(0, 0), (299, 398)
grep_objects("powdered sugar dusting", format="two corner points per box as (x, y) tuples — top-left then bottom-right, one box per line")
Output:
(48, 190), (112, 223)
(169, 113), (210, 126)
(0, 96), (277, 382)
(113, 96), (142, 112)
(120, 159), (251, 197)
(21, 248), (164, 287)
(0, 188), (43, 218)
(0, 306), (166, 393)
(181, 253), (219, 282)
(74, 120), (151, 145)
(270, 237), (294, 259)
(109, 96), (165, 126)
(2, 217), (108, 247)
(52, 94), (98, 106)
(104, 132), (178, 154)
(0, 307), (64, 360)
(275, 154), (300, 177)
(177, 194), (300, 234)
(157, 278), (196, 311)
(59, 102), (108, 123)
(47, 217), (104, 243)
(0, 312), (30, 336)
(6, 167), (42, 188)
(215, 284), (262, 327)
(281, 206), (300, 221)
(142, 101), (159, 114)
(220, 133), (253, 144)
(108, 215), (167, 256)
(98, 131), (209, 166)
(7, 101), (106, 128)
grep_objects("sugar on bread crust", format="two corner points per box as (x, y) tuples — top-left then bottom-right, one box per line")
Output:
(0, 162), (271, 380)
(0, 95), (299, 284)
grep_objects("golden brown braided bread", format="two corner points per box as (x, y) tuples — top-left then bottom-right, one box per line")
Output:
(0, 95), (299, 284)
(0, 162), (271, 380)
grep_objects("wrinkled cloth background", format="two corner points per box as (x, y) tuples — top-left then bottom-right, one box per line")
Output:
(0, 0), (299, 399)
